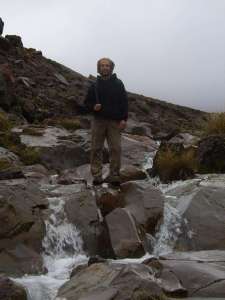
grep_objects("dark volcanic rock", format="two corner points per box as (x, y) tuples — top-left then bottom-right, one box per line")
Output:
(19, 126), (91, 171)
(0, 180), (47, 276)
(120, 165), (147, 182)
(5, 35), (23, 48)
(95, 180), (164, 257)
(197, 134), (225, 173)
(122, 181), (164, 235)
(124, 118), (153, 137)
(0, 243), (46, 276)
(64, 187), (104, 256)
(0, 275), (27, 300)
(0, 167), (25, 180)
(0, 18), (4, 36)
(105, 207), (145, 258)
(168, 132), (199, 148)
(95, 187), (125, 217)
(121, 133), (158, 167)
(58, 262), (165, 300)
(21, 164), (50, 184)
(146, 250), (225, 298)
(0, 36), (11, 51)
(0, 33), (207, 135)
(64, 179), (164, 259)
(99, 180), (164, 257)
(175, 186), (225, 251)
(39, 141), (89, 170)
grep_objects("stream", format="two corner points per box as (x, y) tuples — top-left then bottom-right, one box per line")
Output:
(13, 153), (224, 299)
(14, 188), (88, 300)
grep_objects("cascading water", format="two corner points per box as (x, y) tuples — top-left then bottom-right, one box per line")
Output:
(14, 192), (88, 300)
(142, 151), (184, 255)
(153, 199), (182, 255)
(13, 150), (198, 299)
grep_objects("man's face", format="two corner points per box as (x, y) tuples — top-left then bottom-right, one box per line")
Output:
(99, 59), (112, 76)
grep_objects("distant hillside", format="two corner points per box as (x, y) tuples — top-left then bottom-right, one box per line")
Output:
(0, 35), (208, 136)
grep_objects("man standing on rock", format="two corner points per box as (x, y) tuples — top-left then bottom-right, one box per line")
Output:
(84, 58), (128, 187)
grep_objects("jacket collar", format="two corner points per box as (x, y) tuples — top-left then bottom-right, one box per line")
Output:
(97, 73), (117, 81)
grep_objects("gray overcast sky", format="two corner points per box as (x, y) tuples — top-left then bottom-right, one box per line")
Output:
(2, 0), (225, 112)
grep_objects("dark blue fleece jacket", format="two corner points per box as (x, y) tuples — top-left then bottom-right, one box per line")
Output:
(84, 73), (128, 121)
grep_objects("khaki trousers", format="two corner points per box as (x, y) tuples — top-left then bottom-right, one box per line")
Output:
(90, 117), (121, 181)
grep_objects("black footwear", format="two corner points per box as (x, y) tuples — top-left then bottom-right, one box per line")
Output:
(92, 178), (103, 186)
(103, 175), (121, 184)
(109, 181), (121, 188)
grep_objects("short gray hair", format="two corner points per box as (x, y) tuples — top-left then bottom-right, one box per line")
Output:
(97, 58), (115, 73)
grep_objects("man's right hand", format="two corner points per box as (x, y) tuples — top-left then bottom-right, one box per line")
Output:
(94, 104), (102, 111)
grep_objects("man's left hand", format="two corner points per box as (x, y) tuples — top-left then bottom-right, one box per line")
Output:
(118, 120), (127, 130)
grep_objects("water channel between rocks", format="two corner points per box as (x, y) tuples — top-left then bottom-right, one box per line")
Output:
(13, 153), (224, 300)
(14, 189), (88, 300)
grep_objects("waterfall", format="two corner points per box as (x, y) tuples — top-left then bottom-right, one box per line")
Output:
(153, 199), (182, 255)
(13, 151), (200, 299)
(14, 194), (88, 300)
(142, 151), (183, 256)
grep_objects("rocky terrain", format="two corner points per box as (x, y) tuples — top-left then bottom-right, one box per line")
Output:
(0, 34), (208, 134)
(0, 33), (225, 300)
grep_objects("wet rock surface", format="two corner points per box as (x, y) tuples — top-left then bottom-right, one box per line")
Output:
(145, 250), (225, 297)
(175, 185), (225, 251)
(105, 207), (145, 258)
(0, 275), (27, 300)
(121, 181), (164, 234)
(0, 179), (48, 276)
(63, 184), (103, 256)
(197, 134), (225, 173)
(0, 31), (224, 300)
(58, 262), (165, 300)
(18, 126), (90, 171)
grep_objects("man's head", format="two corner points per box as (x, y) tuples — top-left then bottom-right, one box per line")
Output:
(97, 58), (115, 77)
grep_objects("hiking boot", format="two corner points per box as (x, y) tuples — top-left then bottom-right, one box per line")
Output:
(109, 180), (121, 188)
(92, 178), (103, 186)
(103, 175), (120, 184)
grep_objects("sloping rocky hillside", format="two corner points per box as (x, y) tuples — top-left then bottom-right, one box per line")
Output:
(0, 34), (208, 136)
(2, 33), (225, 300)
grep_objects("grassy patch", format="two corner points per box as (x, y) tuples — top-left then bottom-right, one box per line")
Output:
(133, 289), (168, 300)
(155, 147), (197, 182)
(0, 159), (12, 171)
(22, 127), (44, 136)
(18, 147), (41, 165)
(0, 131), (41, 165)
(137, 101), (150, 114)
(0, 111), (13, 132)
(0, 131), (20, 149)
(45, 117), (81, 131)
(59, 118), (81, 131)
(202, 112), (225, 135)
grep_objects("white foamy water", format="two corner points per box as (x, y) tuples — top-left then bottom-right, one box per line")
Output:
(14, 195), (88, 300)
(141, 151), (183, 256)
(145, 165), (225, 256)
(13, 152), (225, 299)
(153, 199), (182, 255)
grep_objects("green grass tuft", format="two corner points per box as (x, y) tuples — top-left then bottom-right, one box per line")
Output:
(202, 112), (225, 135)
(0, 112), (13, 132)
(0, 159), (12, 171)
(155, 147), (197, 182)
